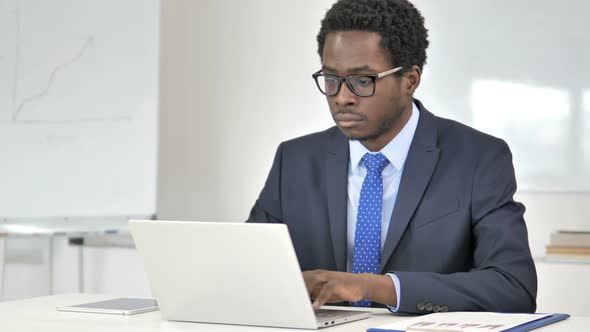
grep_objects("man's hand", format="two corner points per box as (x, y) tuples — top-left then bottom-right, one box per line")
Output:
(302, 270), (397, 310)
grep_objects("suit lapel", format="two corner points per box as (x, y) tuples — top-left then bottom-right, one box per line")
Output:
(380, 101), (440, 272)
(325, 129), (349, 272)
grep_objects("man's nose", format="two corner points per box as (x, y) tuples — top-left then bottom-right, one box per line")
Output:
(334, 83), (358, 107)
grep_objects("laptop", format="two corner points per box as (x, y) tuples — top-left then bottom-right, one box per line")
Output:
(129, 220), (371, 329)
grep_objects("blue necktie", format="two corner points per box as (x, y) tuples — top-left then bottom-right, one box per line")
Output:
(351, 152), (389, 307)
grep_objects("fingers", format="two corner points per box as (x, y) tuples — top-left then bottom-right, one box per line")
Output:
(303, 270), (327, 298)
(312, 282), (335, 310)
(305, 271), (369, 309)
(306, 282), (319, 299)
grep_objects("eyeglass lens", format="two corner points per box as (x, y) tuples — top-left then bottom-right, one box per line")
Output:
(316, 75), (374, 97)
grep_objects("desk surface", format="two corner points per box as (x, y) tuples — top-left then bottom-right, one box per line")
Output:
(0, 294), (586, 332)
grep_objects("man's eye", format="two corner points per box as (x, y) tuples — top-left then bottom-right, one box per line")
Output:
(325, 77), (340, 85)
(354, 77), (372, 86)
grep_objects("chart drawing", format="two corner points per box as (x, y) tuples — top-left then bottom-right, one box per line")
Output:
(4, 2), (138, 124)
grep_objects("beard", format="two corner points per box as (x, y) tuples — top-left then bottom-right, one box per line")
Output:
(348, 104), (406, 142)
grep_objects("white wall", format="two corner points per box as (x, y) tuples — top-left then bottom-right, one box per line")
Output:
(517, 192), (590, 258)
(156, 0), (590, 315)
(157, 0), (335, 221)
(413, 0), (590, 192)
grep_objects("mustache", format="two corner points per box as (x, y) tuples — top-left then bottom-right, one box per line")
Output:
(334, 109), (365, 118)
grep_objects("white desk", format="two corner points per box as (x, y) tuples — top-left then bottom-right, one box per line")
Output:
(0, 294), (586, 332)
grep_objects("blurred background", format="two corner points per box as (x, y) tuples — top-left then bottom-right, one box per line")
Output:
(0, 0), (588, 316)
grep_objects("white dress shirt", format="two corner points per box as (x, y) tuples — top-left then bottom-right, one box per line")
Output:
(346, 102), (420, 310)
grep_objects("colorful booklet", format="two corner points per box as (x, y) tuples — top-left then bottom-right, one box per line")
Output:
(367, 312), (570, 332)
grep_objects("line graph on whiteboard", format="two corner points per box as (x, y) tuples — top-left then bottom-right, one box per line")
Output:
(1, 1), (141, 125)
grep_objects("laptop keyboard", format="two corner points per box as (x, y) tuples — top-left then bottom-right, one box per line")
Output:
(315, 309), (352, 318)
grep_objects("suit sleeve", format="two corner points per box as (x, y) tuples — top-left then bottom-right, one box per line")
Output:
(393, 141), (538, 313)
(247, 143), (284, 223)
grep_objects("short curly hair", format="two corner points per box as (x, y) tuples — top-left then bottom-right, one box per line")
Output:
(317, 0), (429, 72)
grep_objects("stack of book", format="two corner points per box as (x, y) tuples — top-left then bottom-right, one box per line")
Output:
(545, 230), (590, 262)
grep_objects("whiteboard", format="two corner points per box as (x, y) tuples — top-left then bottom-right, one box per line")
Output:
(0, 0), (159, 217)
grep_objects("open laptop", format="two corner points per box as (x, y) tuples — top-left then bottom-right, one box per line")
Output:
(129, 220), (371, 329)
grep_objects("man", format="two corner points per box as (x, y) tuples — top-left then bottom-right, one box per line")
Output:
(248, 0), (537, 314)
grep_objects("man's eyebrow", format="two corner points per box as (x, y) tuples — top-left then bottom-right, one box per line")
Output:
(350, 65), (371, 72)
(321, 65), (373, 73)
(321, 65), (338, 72)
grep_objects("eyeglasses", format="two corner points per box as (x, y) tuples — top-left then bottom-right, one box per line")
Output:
(312, 66), (403, 97)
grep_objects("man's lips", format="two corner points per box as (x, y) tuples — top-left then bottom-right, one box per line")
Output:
(334, 112), (364, 127)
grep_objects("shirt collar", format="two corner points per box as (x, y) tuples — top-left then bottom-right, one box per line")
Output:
(349, 101), (420, 172)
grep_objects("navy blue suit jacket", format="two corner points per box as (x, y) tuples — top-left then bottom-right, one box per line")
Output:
(248, 100), (537, 313)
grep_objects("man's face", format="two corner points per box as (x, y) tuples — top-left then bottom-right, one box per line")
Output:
(321, 31), (412, 151)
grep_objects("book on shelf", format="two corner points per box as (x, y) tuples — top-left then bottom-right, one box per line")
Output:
(544, 231), (590, 263)
(545, 245), (590, 255)
(544, 254), (590, 263)
(549, 230), (590, 247)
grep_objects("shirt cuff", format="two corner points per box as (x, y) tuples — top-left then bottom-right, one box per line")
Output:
(385, 273), (401, 312)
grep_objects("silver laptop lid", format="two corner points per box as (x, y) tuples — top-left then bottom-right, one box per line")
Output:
(129, 220), (319, 329)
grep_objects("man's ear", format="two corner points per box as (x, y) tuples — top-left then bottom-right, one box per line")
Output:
(404, 65), (422, 96)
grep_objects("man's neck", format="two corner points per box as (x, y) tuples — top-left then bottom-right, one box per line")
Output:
(360, 103), (413, 152)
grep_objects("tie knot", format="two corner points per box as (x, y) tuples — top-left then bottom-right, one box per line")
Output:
(362, 153), (389, 174)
